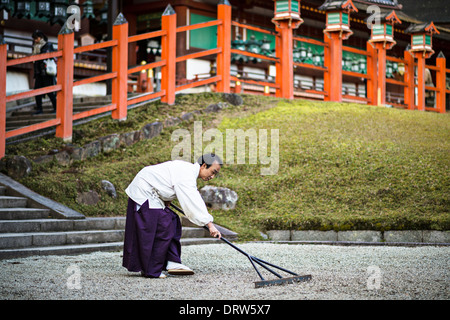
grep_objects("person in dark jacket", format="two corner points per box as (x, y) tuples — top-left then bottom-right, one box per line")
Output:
(32, 30), (57, 115)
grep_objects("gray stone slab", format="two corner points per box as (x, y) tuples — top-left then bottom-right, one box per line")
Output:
(114, 217), (126, 229)
(267, 230), (291, 241)
(0, 208), (50, 220)
(66, 230), (124, 245)
(384, 230), (423, 243)
(73, 218), (116, 231)
(0, 196), (28, 208)
(181, 227), (208, 239)
(33, 232), (67, 247)
(291, 230), (338, 241)
(0, 220), (42, 233)
(0, 242), (124, 259)
(39, 220), (74, 232)
(338, 231), (381, 242)
(423, 231), (450, 243)
(0, 233), (33, 248)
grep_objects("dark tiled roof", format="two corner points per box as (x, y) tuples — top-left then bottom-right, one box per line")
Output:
(359, 0), (399, 5)
(319, 0), (400, 11)
(398, 0), (450, 23)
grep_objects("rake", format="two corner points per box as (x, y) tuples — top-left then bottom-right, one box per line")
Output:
(170, 204), (312, 288)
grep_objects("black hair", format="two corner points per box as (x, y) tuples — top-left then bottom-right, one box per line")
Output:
(32, 30), (47, 42)
(197, 153), (223, 169)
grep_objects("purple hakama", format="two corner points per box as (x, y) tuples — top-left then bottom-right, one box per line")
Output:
(122, 198), (182, 278)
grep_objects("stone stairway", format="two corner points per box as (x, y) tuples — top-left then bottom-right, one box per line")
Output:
(0, 176), (235, 260)
(6, 96), (113, 132)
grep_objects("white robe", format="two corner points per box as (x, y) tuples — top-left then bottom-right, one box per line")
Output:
(125, 160), (213, 226)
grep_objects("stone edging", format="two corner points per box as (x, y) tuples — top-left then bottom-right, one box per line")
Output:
(32, 99), (236, 166)
(0, 172), (85, 219)
(267, 229), (450, 244)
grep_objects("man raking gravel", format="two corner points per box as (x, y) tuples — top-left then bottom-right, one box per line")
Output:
(122, 153), (222, 279)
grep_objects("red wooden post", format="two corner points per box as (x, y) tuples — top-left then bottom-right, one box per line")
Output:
(161, 5), (177, 105)
(0, 39), (7, 159)
(327, 32), (343, 102)
(55, 25), (74, 142)
(436, 52), (446, 113)
(323, 35), (331, 101)
(275, 29), (282, 98)
(366, 42), (377, 105)
(111, 13), (129, 120)
(375, 42), (387, 106)
(275, 21), (296, 99)
(404, 49), (415, 110)
(216, 0), (231, 93)
(415, 52), (426, 111)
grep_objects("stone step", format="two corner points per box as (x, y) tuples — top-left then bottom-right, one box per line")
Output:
(0, 208), (51, 220)
(0, 217), (125, 233)
(0, 186), (6, 196)
(0, 216), (208, 234)
(180, 237), (221, 246)
(10, 104), (109, 118)
(181, 226), (209, 238)
(0, 242), (125, 260)
(0, 196), (28, 208)
(0, 230), (125, 249)
(0, 227), (212, 249)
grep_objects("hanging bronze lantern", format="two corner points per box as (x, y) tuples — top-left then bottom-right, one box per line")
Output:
(82, 0), (95, 19)
(0, 0), (12, 13)
(14, 1), (32, 19)
(36, 1), (52, 18)
(99, 1), (108, 25)
(50, 0), (68, 25)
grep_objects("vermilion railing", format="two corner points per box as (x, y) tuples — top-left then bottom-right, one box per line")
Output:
(0, 2), (447, 160)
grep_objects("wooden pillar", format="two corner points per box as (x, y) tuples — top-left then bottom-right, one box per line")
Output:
(375, 43), (387, 106)
(216, 1), (231, 93)
(125, 13), (137, 67)
(174, 5), (188, 83)
(55, 24), (74, 142)
(161, 5), (177, 105)
(326, 32), (343, 102)
(415, 53), (426, 111)
(366, 42), (377, 105)
(404, 49), (415, 110)
(436, 52), (446, 113)
(0, 39), (7, 159)
(111, 13), (129, 121)
(275, 29), (282, 98)
(275, 21), (295, 99)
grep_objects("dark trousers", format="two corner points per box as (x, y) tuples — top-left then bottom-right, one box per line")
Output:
(122, 198), (182, 278)
(34, 75), (57, 112)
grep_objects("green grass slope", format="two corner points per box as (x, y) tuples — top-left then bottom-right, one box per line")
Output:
(5, 94), (449, 240)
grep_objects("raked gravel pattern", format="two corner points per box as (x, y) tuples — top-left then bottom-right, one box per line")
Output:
(0, 243), (448, 300)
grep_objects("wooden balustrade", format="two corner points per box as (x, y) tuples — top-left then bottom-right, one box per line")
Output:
(0, 2), (447, 159)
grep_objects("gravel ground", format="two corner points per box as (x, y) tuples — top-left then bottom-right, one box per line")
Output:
(0, 243), (449, 300)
